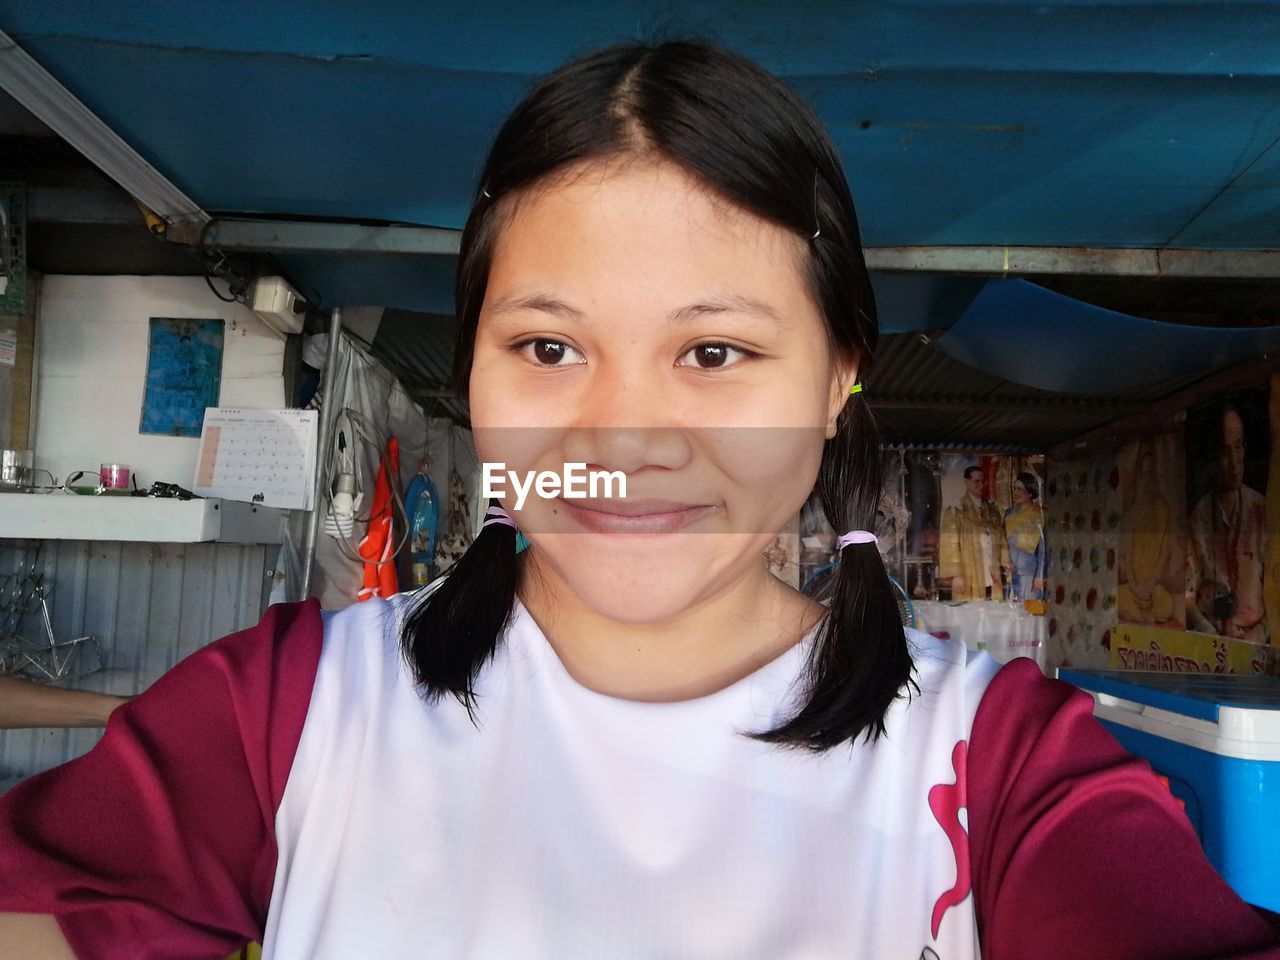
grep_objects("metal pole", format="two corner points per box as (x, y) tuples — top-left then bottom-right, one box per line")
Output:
(300, 307), (343, 602)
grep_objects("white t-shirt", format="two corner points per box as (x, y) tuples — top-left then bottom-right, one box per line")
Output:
(265, 595), (1000, 959)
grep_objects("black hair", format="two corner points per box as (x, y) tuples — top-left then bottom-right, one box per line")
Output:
(1015, 471), (1040, 502)
(400, 40), (914, 751)
(963, 465), (983, 481)
(1192, 397), (1265, 470)
(1208, 402), (1245, 454)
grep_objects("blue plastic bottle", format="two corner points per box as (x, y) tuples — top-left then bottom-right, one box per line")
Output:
(406, 466), (440, 587)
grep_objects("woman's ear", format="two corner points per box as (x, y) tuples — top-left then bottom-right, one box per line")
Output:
(826, 351), (860, 438)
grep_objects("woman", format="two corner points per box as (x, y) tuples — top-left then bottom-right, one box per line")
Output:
(1004, 472), (1047, 602)
(2, 41), (1276, 960)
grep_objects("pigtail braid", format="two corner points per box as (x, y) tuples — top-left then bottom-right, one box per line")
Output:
(400, 499), (521, 722)
(753, 399), (916, 749)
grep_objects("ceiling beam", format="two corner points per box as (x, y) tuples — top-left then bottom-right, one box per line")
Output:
(170, 218), (1280, 281)
(0, 28), (207, 228)
(871, 397), (1149, 415)
(168, 217), (461, 255)
(865, 246), (1280, 279)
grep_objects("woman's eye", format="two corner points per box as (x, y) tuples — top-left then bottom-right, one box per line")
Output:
(518, 339), (584, 366)
(677, 343), (753, 370)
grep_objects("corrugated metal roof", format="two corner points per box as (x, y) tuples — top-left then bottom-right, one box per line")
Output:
(867, 333), (1206, 451)
(372, 308), (465, 422)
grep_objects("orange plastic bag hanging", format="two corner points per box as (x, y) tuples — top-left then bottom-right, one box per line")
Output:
(358, 437), (400, 602)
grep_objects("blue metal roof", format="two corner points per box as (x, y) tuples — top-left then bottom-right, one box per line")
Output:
(2, 1), (1278, 415)
(937, 279), (1280, 392)
(2, 1), (1278, 248)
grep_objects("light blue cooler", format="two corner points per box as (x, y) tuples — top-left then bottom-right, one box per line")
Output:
(1058, 669), (1280, 912)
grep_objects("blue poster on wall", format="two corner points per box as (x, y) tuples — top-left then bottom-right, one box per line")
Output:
(140, 317), (224, 437)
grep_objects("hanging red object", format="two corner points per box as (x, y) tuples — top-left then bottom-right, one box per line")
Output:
(358, 436), (400, 602)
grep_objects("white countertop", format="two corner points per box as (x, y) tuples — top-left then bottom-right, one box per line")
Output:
(0, 492), (286, 544)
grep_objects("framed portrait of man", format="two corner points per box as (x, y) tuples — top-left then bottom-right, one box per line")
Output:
(1185, 391), (1269, 645)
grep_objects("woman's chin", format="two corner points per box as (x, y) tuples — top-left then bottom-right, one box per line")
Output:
(580, 583), (702, 624)
(529, 535), (740, 623)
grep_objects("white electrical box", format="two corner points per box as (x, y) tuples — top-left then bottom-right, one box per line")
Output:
(250, 276), (306, 337)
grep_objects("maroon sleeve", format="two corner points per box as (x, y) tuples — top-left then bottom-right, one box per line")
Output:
(969, 658), (1280, 960)
(0, 599), (323, 960)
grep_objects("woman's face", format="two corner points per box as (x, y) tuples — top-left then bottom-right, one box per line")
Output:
(468, 159), (855, 623)
(1012, 481), (1029, 505)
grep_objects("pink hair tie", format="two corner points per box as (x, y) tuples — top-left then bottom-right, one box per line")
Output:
(482, 505), (518, 531)
(836, 530), (877, 550)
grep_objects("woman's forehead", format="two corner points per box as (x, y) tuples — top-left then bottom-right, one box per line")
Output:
(485, 158), (813, 313)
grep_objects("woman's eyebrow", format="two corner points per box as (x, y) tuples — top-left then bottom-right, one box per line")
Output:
(486, 293), (585, 322)
(485, 292), (784, 327)
(668, 295), (784, 327)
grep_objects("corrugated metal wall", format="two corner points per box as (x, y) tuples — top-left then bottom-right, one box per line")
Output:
(0, 539), (271, 783)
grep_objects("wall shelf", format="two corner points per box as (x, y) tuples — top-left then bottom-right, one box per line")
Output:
(0, 493), (285, 544)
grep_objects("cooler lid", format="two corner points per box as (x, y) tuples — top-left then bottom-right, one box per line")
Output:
(1058, 669), (1280, 759)
(1059, 669), (1280, 721)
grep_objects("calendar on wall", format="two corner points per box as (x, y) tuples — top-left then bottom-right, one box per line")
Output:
(193, 408), (319, 509)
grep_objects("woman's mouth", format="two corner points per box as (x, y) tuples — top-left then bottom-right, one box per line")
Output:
(556, 498), (717, 535)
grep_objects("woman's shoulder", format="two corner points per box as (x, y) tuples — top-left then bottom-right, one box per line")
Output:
(322, 579), (449, 644)
(311, 590), (422, 686)
(0, 598), (333, 955)
(969, 655), (1104, 775)
(304, 586), (465, 718)
(195, 597), (325, 672)
(889, 629), (1008, 740)
(905, 627), (1005, 694)
(895, 628), (1092, 751)
(320, 591), (412, 647)
(964, 659), (1280, 958)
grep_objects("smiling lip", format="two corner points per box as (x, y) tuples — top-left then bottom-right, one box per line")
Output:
(557, 498), (716, 535)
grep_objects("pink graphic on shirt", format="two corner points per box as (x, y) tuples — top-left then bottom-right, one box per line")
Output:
(928, 739), (970, 940)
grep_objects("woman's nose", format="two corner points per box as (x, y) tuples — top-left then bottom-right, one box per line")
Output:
(561, 365), (691, 475)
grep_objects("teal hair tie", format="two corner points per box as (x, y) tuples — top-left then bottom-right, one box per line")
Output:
(515, 531), (530, 554)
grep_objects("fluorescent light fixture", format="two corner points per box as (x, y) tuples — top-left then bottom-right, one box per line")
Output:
(0, 28), (207, 228)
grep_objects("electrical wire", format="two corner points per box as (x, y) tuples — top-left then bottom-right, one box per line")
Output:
(196, 217), (251, 304)
(319, 406), (411, 569)
(203, 271), (239, 304)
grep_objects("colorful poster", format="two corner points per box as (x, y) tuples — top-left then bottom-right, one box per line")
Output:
(998, 457), (1048, 603)
(140, 317), (225, 437)
(1116, 433), (1186, 629)
(1110, 623), (1277, 676)
(875, 450), (910, 581)
(938, 455), (1008, 601)
(1045, 455), (1119, 670)
(903, 451), (942, 600)
(1184, 390), (1269, 645)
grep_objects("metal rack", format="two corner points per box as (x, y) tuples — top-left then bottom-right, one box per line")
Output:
(0, 540), (103, 682)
